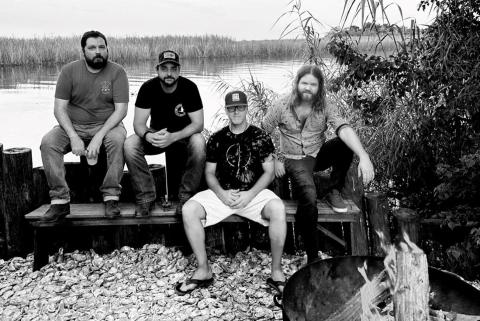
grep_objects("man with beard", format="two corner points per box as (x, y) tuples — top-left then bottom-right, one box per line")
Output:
(124, 50), (205, 216)
(40, 30), (129, 221)
(262, 65), (374, 263)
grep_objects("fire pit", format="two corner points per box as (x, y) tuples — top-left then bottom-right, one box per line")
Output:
(278, 256), (480, 321)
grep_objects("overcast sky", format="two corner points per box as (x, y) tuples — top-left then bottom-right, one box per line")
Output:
(1, 0), (434, 40)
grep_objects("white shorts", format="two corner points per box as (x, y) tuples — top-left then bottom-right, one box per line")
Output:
(189, 189), (280, 227)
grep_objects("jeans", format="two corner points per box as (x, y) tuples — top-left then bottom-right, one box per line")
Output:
(40, 123), (126, 202)
(124, 133), (206, 204)
(285, 137), (353, 261)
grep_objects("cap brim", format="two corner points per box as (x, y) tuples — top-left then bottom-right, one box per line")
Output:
(157, 60), (180, 66)
(225, 103), (248, 108)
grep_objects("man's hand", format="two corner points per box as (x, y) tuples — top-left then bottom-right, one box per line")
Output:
(217, 189), (240, 207)
(358, 156), (375, 185)
(230, 190), (254, 209)
(274, 159), (286, 178)
(148, 129), (175, 148)
(70, 135), (85, 156)
(86, 133), (104, 159)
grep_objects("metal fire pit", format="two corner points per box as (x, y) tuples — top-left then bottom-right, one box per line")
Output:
(278, 256), (480, 321)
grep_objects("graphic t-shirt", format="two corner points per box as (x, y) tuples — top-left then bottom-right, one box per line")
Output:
(207, 125), (274, 191)
(135, 76), (203, 132)
(55, 60), (129, 125)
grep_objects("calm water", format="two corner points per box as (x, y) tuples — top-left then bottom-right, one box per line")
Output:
(0, 57), (307, 166)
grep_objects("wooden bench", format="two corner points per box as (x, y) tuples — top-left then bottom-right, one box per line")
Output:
(25, 199), (367, 271)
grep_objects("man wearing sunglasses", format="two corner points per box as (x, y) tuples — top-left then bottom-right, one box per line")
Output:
(124, 50), (205, 216)
(176, 91), (287, 295)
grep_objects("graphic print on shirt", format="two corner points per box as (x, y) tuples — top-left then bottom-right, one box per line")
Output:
(174, 104), (186, 117)
(100, 81), (112, 94)
(226, 143), (254, 185)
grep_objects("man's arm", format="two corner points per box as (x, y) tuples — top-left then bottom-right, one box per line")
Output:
(205, 161), (239, 207)
(54, 98), (85, 156)
(86, 102), (128, 159)
(151, 109), (204, 149)
(337, 126), (375, 185)
(230, 155), (275, 209)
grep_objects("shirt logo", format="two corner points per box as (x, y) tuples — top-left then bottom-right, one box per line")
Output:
(174, 104), (186, 117)
(232, 93), (240, 101)
(100, 81), (111, 94)
(164, 52), (175, 59)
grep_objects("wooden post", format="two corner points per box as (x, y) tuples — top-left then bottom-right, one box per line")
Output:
(344, 163), (369, 255)
(0, 143), (6, 257)
(394, 244), (429, 321)
(393, 208), (420, 245)
(2, 147), (33, 257)
(365, 192), (391, 256)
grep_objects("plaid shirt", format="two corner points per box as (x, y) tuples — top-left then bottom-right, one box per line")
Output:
(262, 95), (349, 159)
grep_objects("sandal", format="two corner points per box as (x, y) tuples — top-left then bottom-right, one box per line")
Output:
(175, 277), (214, 296)
(266, 277), (286, 294)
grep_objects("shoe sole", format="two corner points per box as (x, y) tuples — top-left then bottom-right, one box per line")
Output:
(326, 200), (348, 213)
(40, 212), (69, 223)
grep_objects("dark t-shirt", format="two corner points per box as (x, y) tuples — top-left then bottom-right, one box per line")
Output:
(55, 60), (129, 125)
(207, 125), (274, 191)
(135, 76), (203, 132)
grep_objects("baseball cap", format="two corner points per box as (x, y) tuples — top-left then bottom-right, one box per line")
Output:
(225, 90), (248, 107)
(157, 50), (180, 66)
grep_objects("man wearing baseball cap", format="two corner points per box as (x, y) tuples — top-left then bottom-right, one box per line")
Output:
(176, 90), (287, 296)
(124, 50), (206, 216)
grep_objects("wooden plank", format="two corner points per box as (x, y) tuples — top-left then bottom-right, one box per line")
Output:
(26, 200), (361, 225)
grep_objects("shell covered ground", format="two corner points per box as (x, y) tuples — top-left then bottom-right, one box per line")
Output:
(0, 245), (310, 321)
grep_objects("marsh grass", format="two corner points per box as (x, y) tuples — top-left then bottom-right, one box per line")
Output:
(0, 35), (305, 66)
(0, 34), (400, 66)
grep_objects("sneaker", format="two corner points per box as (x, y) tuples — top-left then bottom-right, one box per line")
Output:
(41, 203), (70, 222)
(104, 200), (120, 218)
(326, 189), (348, 213)
(135, 201), (155, 217)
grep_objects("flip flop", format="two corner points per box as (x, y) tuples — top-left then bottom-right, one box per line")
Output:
(175, 277), (214, 296)
(266, 277), (286, 294)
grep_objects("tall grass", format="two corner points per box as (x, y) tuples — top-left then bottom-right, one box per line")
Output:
(0, 35), (305, 66)
(0, 34), (401, 66)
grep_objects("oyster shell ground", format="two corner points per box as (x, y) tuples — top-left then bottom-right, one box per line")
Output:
(0, 245), (313, 320)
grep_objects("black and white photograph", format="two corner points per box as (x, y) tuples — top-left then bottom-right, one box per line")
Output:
(1, 0), (479, 320)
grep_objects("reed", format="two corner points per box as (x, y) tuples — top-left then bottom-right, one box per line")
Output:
(0, 34), (400, 66)
(0, 35), (305, 66)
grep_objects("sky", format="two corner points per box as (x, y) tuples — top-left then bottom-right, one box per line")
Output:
(0, 0), (434, 40)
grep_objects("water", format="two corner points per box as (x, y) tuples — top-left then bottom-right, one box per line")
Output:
(0, 57), (306, 167)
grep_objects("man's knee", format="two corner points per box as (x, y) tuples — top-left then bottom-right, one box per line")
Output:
(104, 128), (126, 147)
(124, 135), (142, 158)
(182, 199), (204, 222)
(188, 133), (206, 155)
(40, 128), (66, 153)
(264, 199), (286, 222)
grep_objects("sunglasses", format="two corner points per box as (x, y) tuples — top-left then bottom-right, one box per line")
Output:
(225, 105), (247, 113)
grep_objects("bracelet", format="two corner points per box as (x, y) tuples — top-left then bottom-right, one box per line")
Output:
(143, 130), (152, 141)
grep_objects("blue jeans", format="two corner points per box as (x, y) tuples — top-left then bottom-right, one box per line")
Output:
(285, 137), (353, 261)
(40, 123), (126, 202)
(124, 133), (206, 204)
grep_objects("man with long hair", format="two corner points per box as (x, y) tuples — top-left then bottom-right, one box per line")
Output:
(262, 65), (374, 263)
(40, 30), (128, 221)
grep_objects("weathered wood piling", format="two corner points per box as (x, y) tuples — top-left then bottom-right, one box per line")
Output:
(1, 147), (34, 257)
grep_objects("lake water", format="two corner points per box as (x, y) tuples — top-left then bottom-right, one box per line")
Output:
(0, 57), (307, 167)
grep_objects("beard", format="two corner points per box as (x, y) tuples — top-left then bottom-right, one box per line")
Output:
(159, 76), (179, 88)
(85, 53), (108, 70)
(298, 89), (315, 102)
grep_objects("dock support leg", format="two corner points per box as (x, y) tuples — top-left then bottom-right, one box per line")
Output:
(33, 228), (49, 271)
(350, 212), (369, 255)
